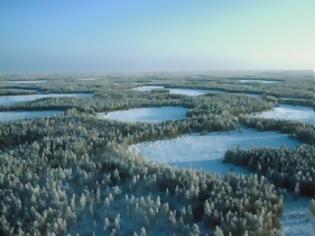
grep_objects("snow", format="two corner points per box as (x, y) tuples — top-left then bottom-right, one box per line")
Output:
(5, 80), (47, 84)
(281, 193), (315, 235)
(132, 86), (220, 96)
(130, 129), (299, 175)
(167, 88), (214, 96)
(0, 110), (64, 122)
(78, 78), (97, 81)
(239, 79), (278, 84)
(132, 86), (165, 92)
(170, 160), (251, 175)
(133, 85), (261, 98)
(130, 129), (315, 235)
(253, 104), (315, 125)
(97, 106), (187, 123)
(130, 129), (314, 235)
(0, 93), (93, 106)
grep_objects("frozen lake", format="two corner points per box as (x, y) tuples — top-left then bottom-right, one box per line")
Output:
(281, 193), (315, 236)
(133, 85), (261, 98)
(0, 110), (64, 122)
(97, 106), (187, 123)
(130, 129), (312, 235)
(130, 128), (299, 175)
(0, 93), (93, 106)
(133, 86), (220, 96)
(133, 85), (165, 92)
(5, 80), (47, 84)
(254, 104), (315, 125)
(239, 79), (279, 84)
(78, 78), (97, 81)
(167, 88), (217, 96)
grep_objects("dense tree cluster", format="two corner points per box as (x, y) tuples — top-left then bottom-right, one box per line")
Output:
(224, 145), (315, 197)
(240, 116), (315, 145)
(0, 132), (282, 235)
(0, 88), (38, 96)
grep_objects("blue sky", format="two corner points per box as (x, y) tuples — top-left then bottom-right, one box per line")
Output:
(0, 0), (314, 73)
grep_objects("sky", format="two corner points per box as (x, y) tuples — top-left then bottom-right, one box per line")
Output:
(0, 0), (314, 73)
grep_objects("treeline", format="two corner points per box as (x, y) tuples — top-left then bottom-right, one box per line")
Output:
(278, 98), (315, 109)
(224, 145), (315, 197)
(0, 89), (38, 96)
(0, 86), (272, 114)
(1, 72), (313, 106)
(240, 116), (315, 145)
(0, 92), (273, 149)
(0, 101), (270, 149)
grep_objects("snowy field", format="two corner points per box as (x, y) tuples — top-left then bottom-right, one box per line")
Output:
(0, 93), (93, 106)
(253, 104), (315, 125)
(0, 110), (64, 122)
(97, 106), (187, 123)
(239, 79), (279, 84)
(130, 129), (299, 175)
(130, 129), (315, 235)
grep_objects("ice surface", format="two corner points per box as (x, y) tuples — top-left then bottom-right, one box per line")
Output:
(130, 129), (299, 175)
(132, 86), (165, 92)
(170, 159), (251, 175)
(5, 80), (47, 84)
(133, 86), (261, 98)
(0, 93), (93, 106)
(78, 78), (97, 81)
(253, 105), (315, 125)
(239, 79), (278, 84)
(97, 106), (187, 123)
(167, 88), (215, 96)
(0, 110), (64, 122)
(133, 86), (221, 96)
(282, 193), (315, 236)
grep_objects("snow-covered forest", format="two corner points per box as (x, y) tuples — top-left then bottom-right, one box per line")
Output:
(0, 71), (314, 235)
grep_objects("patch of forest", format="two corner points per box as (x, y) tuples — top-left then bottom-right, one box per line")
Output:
(224, 145), (315, 197)
(240, 116), (315, 145)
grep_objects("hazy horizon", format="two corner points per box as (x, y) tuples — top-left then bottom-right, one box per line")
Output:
(1, 0), (314, 73)
(0, 69), (314, 77)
